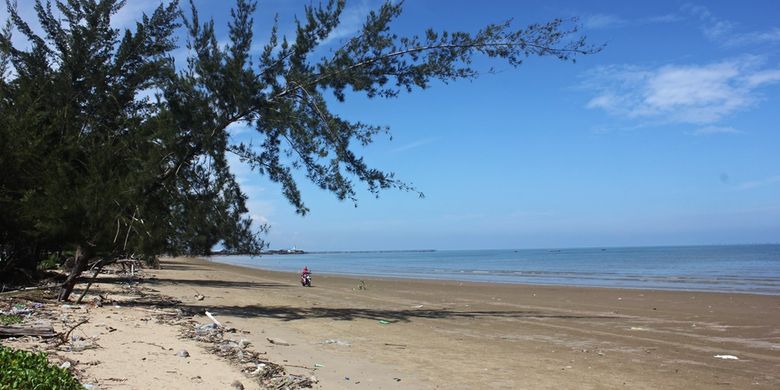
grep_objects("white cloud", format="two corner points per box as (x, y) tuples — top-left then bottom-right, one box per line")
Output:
(226, 121), (254, 137)
(583, 57), (780, 126)
(320, 0), (371, 45)
(683, 3), (780, 47)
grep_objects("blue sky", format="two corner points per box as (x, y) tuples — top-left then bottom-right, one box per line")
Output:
(4, 1), (779, 250)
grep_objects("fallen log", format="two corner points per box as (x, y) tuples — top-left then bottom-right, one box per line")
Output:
(0, 324), (57, 338)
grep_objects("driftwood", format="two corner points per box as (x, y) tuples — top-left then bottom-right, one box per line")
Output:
(0, 324), (57, 338)
(205, 311), (223, 327)
(0, 284), (62, 295)
(58, 319), (89, 345)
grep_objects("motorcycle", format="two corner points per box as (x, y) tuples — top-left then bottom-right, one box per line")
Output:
(300, 273), (312, 287)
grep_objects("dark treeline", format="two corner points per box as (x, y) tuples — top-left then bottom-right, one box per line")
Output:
(0, 0), (598, 300)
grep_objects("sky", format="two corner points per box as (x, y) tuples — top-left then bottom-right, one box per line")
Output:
(3, 0), (779, 250)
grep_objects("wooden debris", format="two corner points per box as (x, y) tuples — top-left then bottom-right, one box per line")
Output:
(0, 323), (57, 338)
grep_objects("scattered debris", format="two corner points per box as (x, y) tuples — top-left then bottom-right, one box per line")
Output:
(321, 339), (350, 346)
(177, 349), (190, 358)
(714, 354), (739, 360)
(378, 320), (391, 325)
(205, 310), (222, 327)
(195, 323), (220, 336)
(266, 337), (291, 346)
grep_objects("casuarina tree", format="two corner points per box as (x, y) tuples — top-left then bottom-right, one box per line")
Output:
(0, 0), (600, 300)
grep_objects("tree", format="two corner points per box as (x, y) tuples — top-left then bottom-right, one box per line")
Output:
(0, 0), (599, 300)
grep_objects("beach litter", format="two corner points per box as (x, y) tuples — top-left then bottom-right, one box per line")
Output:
(714, 354), (739, 360)
(266, 337), (291, 346)
(194, 323), (219, 336)
(176, 349), (190, 358)
(205, 310), (222, 327)
(314, 363), (324, 368)
(321, 339), (350, 346)
(412, 304), (424, 309)
(378, 320), (391, 325)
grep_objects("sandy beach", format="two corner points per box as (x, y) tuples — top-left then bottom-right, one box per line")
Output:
(5, 256), (779, 389)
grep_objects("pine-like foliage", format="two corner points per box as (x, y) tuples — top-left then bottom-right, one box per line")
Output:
(0, 0), (598, 297)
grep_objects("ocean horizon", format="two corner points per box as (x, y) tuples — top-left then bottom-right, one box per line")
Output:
(210, 244), (780, 295)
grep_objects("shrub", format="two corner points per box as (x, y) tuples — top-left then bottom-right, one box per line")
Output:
(0, 346), (82, 390)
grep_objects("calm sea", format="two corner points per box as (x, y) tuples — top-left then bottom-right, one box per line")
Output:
(210, 245), (780, 295)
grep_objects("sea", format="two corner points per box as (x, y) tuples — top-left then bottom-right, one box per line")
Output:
(210, 245), (780, 295)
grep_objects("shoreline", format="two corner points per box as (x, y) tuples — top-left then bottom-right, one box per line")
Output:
(205, 256), (780, 296)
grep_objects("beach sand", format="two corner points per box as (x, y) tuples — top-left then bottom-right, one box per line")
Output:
(6, 256), (779, 389)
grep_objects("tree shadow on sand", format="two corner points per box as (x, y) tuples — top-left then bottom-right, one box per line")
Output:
(176, 304), (623, 323)
(90, 275), (291, 290)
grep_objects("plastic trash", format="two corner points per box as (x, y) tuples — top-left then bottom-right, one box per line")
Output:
(378, 320), (391, 325)
(321, 339), (351, 346)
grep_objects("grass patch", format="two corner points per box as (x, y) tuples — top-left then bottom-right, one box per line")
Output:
(0, 314), (23, 326)
(0, 346), (82, 389)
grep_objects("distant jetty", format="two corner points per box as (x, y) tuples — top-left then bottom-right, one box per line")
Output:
(307, 249), (436, 254)
(261, 249), (306, 255)
(212, 248), (437, 256)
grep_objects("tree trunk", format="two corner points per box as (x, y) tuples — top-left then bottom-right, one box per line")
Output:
(58, 245), (89, 301)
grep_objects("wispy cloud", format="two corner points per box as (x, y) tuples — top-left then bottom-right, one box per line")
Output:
(736, 175), (780, 191)
(645, 14), (685, 24)
(320, 0), (371, 45)
(691, 126), (741, 136)
(391, 137), (437, 153)
(583, 56), (780, 126)
(584, 12), (682, 30)
(683, 3), (780, 47)
(584, 14), (627, 30)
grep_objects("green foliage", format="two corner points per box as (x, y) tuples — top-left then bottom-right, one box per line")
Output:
(0, 0), (598, 292)
(37, 253), (59, 270)
(0, 346), (82, 390)
(0, 314), (22, 325)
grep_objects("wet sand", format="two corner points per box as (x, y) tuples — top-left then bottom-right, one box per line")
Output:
(135, 256), (780, 389)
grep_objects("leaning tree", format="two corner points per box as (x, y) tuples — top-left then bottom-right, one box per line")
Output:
(0, 0), (599, 300)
